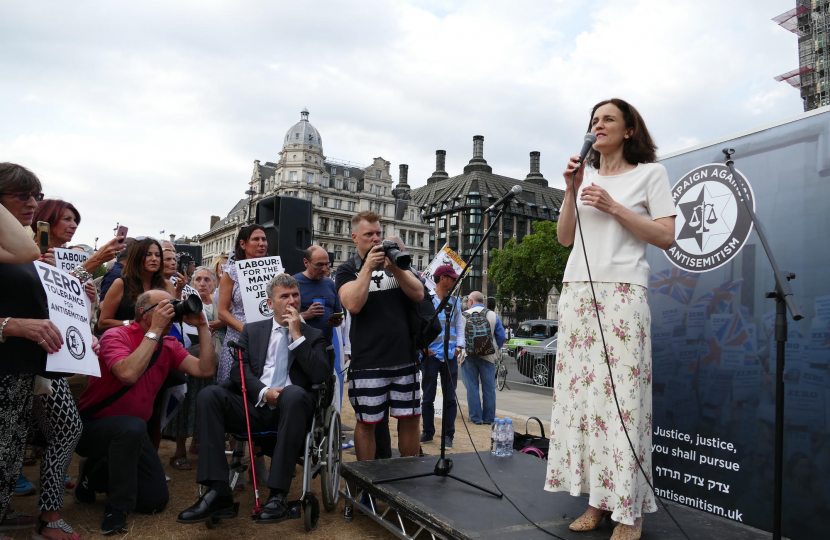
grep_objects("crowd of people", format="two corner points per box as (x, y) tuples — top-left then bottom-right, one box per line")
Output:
(0, 169), (507, 540)
(0, 96), (673, 540)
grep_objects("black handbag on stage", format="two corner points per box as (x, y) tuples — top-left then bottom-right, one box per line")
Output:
(512, 416), (549, 460)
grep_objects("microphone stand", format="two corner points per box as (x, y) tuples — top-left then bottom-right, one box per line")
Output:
(373, 206), (507, 499)
(723, 149), (803, 540)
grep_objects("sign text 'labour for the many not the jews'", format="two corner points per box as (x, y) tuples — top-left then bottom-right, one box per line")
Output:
(34, 261), (100, 377)
(236, 256), (285, 323)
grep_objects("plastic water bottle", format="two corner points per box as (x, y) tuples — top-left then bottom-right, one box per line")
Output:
(490, 420), (499, 455)
(496, 420), (508, 457)
(504, 418), (514, 457)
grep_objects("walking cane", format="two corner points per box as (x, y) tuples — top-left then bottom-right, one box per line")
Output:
(227, 340), (263, 515)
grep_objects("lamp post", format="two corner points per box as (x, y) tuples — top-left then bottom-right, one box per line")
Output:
(245, 188), (256, 224)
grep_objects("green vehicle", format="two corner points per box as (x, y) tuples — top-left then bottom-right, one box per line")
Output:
(505, 319), (558, 358)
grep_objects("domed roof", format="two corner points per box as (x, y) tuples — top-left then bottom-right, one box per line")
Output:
(283, 108), (322, 148)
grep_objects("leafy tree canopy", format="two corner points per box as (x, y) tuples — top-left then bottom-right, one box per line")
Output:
(488, 221), (571, 311)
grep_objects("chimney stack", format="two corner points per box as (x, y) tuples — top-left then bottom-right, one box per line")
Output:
(464, 135), (492, 174)
(524, 151), (548, 187)
(392, 164), (411, 200)
(399, 164), (409, 187)
(210, 215), (220, 229)
(427, 150), (450, 184)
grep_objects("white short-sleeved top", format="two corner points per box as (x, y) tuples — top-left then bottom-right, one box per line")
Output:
(563, 162), (676, 288)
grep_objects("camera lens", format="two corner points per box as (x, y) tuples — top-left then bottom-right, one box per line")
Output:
(170, 294), (203, 322)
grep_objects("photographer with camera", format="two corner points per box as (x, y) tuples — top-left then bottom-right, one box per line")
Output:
(336, 211), (424, 462)
(74, 289), (215, 535)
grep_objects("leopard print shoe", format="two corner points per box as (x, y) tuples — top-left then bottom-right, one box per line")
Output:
(568, 510), (612, 532)
(610, 522), (642, 540)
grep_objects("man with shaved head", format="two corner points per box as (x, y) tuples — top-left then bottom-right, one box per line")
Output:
(292, 245), (342, 344)
(75, 288), (216, 535)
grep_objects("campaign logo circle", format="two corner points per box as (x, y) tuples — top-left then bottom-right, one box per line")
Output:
(258, 299), (273, 317)
(665, 163), (755, 273)
(66, 326), (86, 360)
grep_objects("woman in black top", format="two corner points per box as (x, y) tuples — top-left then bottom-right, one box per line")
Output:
(0, 163), (66, 535)
(98, 238), (174, 331)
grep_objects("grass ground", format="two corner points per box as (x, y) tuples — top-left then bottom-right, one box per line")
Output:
(6, 400), (523, 540)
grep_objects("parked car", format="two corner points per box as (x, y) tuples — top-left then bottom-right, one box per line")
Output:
(516, 335), (557, 387)
(505, 319), (558, 358)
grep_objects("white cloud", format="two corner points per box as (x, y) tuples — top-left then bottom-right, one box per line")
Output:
(0, 0), (806, 245)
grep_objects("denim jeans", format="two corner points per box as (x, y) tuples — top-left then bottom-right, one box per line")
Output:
(461, 357), (496, 424)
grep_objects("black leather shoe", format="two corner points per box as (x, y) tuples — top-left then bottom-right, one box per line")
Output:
(176, 490), (237, 523)
(256, 494), (289, 524)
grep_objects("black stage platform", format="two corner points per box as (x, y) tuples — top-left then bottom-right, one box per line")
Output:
(341, 451), (775, 540)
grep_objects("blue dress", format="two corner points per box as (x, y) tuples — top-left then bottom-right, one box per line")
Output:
(217, 263), (246, 382)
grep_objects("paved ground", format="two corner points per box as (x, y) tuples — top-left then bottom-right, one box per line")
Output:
(456, 377), (553, 428)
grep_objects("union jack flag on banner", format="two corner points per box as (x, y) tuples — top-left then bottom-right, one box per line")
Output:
(693, 278), (743, 316)
(714, 312), (752, 354)
(649, 268), (700, 304)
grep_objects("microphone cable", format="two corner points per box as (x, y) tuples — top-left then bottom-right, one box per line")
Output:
(568, 166), (691, 540)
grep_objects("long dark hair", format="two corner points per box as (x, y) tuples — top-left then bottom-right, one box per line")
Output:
(31, 199), (81, 236)
(585, 98), (657, 169)
(233, 224), (266, 262)
(121, 237), (168, 303)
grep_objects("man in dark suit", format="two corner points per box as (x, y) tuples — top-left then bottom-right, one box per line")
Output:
(177, 273), (329, 525)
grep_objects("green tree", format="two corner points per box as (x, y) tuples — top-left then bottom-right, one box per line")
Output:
(488, 221), (571, 311)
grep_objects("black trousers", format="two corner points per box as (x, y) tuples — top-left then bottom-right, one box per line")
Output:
(195, 385), (314, 493)
(0, 373), (34, 518)
(421, 356), (458, 439)
(75, 415), (169, 514)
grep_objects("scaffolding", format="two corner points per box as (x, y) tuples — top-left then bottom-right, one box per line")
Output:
(773, 1), (830, 111)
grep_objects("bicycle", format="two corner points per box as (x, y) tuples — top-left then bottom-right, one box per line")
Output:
(495, 351), (509, 391)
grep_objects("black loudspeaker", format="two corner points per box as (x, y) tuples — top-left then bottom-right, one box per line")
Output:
(394, 199), (409, 220)
(174, 244), (203, 267)
(255, 195), (313, 276)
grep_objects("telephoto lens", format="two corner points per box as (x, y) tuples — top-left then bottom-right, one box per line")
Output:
(381, 240), (411, 270)
(169, 294), (203, 322)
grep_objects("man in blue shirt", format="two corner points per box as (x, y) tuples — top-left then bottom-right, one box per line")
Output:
(292, 246), (343, 344)
(421, 265), (465, 449)
(461, 291), (505, 425)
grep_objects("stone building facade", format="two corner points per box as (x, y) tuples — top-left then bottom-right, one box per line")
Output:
(196, 109), (431, 271)
(409, 136), (565, 298)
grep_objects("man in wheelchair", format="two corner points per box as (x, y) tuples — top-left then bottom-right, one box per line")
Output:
(177, 273), (330, 525)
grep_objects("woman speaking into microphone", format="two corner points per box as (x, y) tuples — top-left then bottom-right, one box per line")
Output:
(546, 99), (676, 540)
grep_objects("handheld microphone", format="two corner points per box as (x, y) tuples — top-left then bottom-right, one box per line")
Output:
(486, 185), (522, 212)
(576, 132), (597, 168)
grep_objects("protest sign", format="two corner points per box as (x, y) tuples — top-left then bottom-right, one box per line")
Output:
(34, 261), (100, 377)
(53, 248), (89, 273)
(661, 307), (682, 328)
(235, 256), (284, 324)
(422, 243), (466, 291)
(686, 307), (706, 339)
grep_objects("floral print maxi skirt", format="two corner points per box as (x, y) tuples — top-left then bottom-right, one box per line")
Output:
(544, 281), (657, 525)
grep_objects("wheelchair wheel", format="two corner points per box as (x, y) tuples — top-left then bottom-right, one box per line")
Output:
(303, 494), (320, 531)
(320, 409), (342, 511)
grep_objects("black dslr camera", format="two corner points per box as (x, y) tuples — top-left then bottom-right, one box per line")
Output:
(177, 252), (194, 276)
(381, 240), (411, 271)
(169, 294), (203, 323)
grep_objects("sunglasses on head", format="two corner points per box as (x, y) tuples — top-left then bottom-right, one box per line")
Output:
(1, 192), (44, 202)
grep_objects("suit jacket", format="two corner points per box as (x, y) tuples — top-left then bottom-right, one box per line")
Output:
(227, 319), (330, 405)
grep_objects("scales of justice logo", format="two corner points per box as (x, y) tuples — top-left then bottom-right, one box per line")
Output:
(665, 163), (755, 273)
(66, 326), (86, 360)
(258, 299), (273, 317)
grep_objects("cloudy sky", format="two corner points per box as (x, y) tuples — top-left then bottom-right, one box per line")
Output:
(0, 0), (804, 247)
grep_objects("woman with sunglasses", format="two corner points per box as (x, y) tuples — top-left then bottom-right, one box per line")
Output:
(216, 224), (267, 382)
(0, 163), (93, 540)
(163, 267), (223, 469)
(98, 238), (175, 332)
